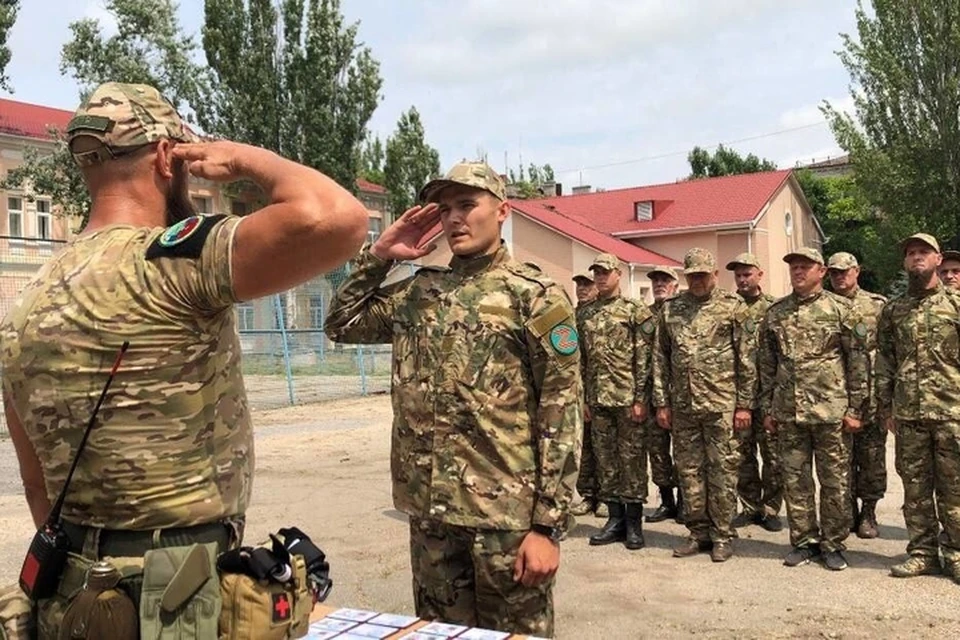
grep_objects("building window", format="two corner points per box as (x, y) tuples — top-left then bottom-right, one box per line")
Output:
(191, 196), (211, 214)
(309, 295), (325, 328)
(7, 196), (22, 237)
(368, 217), (382, 243)
(784, 211), (794, 237)
(36, 200), (52, 240)
(634, 200), (653, 221)
(237, 302), (254, 331)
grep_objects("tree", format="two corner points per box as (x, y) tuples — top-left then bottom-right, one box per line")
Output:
(358, 134), (385, 185)
(823, 0), (960, 250)
(0, 0), (18, 92)
(506, 162), (556, 199)
(687, 144), (777, 178)
(3, 0), (209, 227)
(384, 106), (440, 219)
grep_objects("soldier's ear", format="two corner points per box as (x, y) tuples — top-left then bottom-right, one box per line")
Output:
(496, 199), (511, 224)
(154, 139), (176, 179)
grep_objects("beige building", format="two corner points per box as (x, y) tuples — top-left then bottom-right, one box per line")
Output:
(401, 169), (822, 301)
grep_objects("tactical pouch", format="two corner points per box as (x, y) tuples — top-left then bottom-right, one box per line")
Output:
(139, 542), (221, 639)
(0, 584), (33, 640)
(218, 554), (311, 640)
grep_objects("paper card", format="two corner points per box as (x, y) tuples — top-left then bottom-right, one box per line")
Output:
(311, 618), (358, 632)
(346, 623), (399, 639)
(304, 630), (339, 640)
(369, 613), (421, 628)
(335, 635), (384, 640)
(397, 633), (450, 640)
(459, 629), (510, 640)
(328, 608), (381, 623)
(417, 621), (469, 636)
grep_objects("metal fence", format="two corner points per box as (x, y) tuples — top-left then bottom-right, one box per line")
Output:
(0, 235), (419, 434)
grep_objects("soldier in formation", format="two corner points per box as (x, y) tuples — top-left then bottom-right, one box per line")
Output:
(826, 252), (888, 539)
(578, 254), (655, 550)
(653, 248), (755, 562)
(938, 249), (960, 290)
(759, 248), (868, 571)
(326, 161), (581, 636)
(726, 253), (783, 533)
(644, 267), (683, 524)
(571, 272), (605, 518)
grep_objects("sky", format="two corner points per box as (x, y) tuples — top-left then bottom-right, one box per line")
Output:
(2, 0), (861, 190)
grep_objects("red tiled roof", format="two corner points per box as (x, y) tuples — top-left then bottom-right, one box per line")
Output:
(530, 169), (794, 235)
(356, 177), (387, 194)
(0, 98), (72, 140)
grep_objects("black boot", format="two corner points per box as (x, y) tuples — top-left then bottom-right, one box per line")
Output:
(624, 503), (646, 550)
(589, 502), (626, 546)
(675, 491), (685, 524)
(645, 486), (678, 523)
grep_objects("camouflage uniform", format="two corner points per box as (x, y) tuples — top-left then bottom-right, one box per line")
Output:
(646, 298), (677, 493)
(758, 252), (868, 555)
(876, 250), (960, 577)
(574, 297), (598, 508)
(0, 83), (248, 636)
(325, 212), (581, 637)
(734, 289), (781, 520)
(653, 249), (756, 548)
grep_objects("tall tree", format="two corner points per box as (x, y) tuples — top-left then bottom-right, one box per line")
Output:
(384, 106), (440, 219)
(0, 0), (19, 92)
(687, 144), (777, 178)
(823, 0), (960, 247)
(3, 0), (208, 226)
(358, 134), (385, 185)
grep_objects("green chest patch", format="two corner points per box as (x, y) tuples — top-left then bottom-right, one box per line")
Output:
(550, 324), (579, 355)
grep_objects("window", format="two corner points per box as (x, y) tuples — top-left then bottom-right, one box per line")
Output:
(368, 217), (382, 243)
(634, 200), (653, 221)
(36, 200), (52, 240)
(784, 211), (794, 237)
(191, 196), (211, 214)
(7, 196), (22, 237)
(237, 302), (254, 331)
(309, 296), (325, 328)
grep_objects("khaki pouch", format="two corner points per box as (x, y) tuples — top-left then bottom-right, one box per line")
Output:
(218, 554), (311, 640)
(0, 584), (33, 640)
(140, 543), (221, 639)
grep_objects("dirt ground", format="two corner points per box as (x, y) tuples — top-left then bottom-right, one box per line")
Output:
(1, 395), (958, 638)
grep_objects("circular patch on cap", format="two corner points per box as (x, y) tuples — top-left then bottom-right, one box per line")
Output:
(159, 216), (202, 247)
(549, 324), (579, 355)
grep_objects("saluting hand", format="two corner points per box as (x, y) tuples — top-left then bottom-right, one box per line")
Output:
(170, 141), (245, 182)
(371, 203), (442, 261)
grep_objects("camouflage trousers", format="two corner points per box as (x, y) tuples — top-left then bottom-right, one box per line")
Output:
(672, 411), (740, 543)
(778, 421), (852, 552)
(736, 413), (783, 517)
(408, 518), (553, 637)
(645, 417), (676, 489)
(575, 420), (598, 500)
(894, 420), (960, 565)
(591, 405), (647, 503)
(850, 421), (887, 501)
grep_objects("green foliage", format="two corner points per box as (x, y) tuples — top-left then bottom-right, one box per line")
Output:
(358, 134), (385, 185)
(0, 0), (18, 92)
(687, 144), (777, 178)
(824, 0), (960, 254)
(383, 106), (440, 217)
(506, 163), (556, 198)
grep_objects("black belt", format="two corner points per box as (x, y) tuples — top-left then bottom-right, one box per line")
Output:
(61, 520), (234, 559)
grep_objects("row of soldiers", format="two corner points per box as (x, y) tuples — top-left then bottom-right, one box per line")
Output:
(569, 235), (960, 580)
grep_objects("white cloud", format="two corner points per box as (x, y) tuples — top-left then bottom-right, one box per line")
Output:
(779, 95), (855, 129)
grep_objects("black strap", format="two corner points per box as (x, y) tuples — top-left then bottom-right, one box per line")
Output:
(46, 342), (129, 525)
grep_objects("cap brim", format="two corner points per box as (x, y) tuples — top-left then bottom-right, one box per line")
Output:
(724, 261), (758, 271)
(782, 253), (822, 265)
(418, 179), (501, 203)
(683, 267), (713, 275)
(900, 238), (939, 254)
(827, 265), (855, 271)
(942, 251), (960, 261)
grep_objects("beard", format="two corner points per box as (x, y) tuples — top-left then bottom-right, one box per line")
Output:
(165, 159), (197, 225)
(907, 265), (937, 288)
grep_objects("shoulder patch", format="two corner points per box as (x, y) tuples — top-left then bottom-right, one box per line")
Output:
(549, 323), (579, 355)
(146, 215), (227, 261)
(743, 318), (757, 334)
(853, 322), (868, 338)
(640, 317), (656, 335)
(529, 303), (572, 338)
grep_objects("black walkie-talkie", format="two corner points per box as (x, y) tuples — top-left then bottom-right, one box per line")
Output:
(19, 341), (129, 600)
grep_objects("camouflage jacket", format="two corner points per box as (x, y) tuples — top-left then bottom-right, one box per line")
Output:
(578, 295), (654, 408)
(758, 289), (868, 424)
(738, 290), (777, 357)
(875, 283), (960, 421)
(324, 243), (582, 531)
(652, 288), (756, 414)
(842, 286), (887, 418)
(0, 215), (253, 529)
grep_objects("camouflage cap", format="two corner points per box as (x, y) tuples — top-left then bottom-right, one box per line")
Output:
(683, 248), (717, 274)
(647, 266), (679, 281)
(724, 252), (761, 271)
(418, 161), (507, 203)
(589, 253), (620, 272)
(783, 247), (824, 265)
(827, 252), (859, 270)
(572, 271), (595, 283)
(900, 233), (940, 254)
(942, 250), (960, 263)
(66, 82), (199, 167)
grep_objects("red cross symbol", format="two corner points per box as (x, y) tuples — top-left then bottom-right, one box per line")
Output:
(273, 593), (291, 620)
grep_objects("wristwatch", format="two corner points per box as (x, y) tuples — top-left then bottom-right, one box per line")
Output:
(531, 524), (562, 542)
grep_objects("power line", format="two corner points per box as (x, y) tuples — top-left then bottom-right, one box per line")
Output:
(554, 120), (829, 175)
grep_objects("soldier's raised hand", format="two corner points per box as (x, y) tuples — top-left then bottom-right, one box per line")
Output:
(371, 203), (441, 262)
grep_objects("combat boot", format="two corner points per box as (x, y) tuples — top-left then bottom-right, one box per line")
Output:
(594, 502), (609, 518)
(675, 491), (685, 524)
(890, 555), (942, 578)
(589, 503), (626, 546)
(857, 500), (879, 539)
(645, 487), (677, 523)
(624, 503), (645, 550)
(570, 497), (596, 517)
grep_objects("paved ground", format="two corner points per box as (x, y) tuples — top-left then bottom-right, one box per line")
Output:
(0, 396), (958, 638)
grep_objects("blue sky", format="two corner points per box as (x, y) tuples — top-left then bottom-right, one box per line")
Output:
(2, 0), (859, 190)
